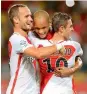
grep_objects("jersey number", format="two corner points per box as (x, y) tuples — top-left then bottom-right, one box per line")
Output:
(43, 57), (68, 72)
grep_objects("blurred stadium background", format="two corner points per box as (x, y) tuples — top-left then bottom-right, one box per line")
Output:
(1, 1), (87, 94)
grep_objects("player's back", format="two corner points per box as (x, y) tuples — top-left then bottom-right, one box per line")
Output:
(29, 32), (83, 94)
(28, 32), (83, 94)
(43, 40), (82, 94)
(40, 40), (83, 94)
(6, 32), (38, 94)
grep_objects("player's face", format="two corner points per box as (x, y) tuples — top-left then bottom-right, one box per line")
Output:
(34, 17), (49, 39)
(18, 7), (33, 32)
(63, 19), (74, 40)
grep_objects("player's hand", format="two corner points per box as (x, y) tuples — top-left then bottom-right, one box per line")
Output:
(59, 46), (66, 56)
(54, 67), (74, 77)
(53, 69), (61, 77)
(56, 44), (65, 56)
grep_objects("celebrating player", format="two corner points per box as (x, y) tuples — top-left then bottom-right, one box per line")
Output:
(29, 11), (83, 94)
(6, 4), (65, 94)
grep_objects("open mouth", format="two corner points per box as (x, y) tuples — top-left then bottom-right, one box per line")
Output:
(39, 34), (45, 36)
(27, 23), (33, 28)
(38, 32), (46, 35)
(27, 22), (32, 25)
(38, 34), (46, 38)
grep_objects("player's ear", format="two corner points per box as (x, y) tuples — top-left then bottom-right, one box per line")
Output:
(49, 20), (52, 31)
(49, 24), (52, 31)
(13, 16), (19, 24)
(59, 25), (64, 33)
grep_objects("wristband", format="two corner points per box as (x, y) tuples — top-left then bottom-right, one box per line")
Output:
(56, 43), (63, 51)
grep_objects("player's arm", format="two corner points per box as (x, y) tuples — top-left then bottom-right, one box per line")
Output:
(15, 36), (65, 59)
(70, 41), (83, 73)
(70, 56), (82, 73)
(54, 41), (83, 77)
(23, 44), (64, 59)
(28, 32), (65, 58)
(54, 57), (82, 77)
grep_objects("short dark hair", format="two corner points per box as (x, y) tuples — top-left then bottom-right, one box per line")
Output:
(52, 12), (71, 32)
(8, 4), (27, 25)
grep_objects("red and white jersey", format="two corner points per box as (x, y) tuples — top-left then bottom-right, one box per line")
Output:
(6, 32), (39, 94)
(29, 32), (83, 94)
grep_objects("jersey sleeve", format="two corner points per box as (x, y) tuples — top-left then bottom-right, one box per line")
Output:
(74, 41), (83, 56)
(13, 36), (33, 53)
(28, 32), (40, 46)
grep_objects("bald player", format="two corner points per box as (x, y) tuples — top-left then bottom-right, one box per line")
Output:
(28, 10), (83, 94)
(6, 4), (66, 94)
(29, 10), (82, 77)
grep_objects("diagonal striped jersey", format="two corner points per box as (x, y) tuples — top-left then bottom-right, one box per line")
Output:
(29, 32), (83, 94)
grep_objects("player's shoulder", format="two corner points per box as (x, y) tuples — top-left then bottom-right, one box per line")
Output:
(10, 32), (26, 40)
(63, 40), (81, 47)
(28, 31), (37, 39)
(28, 31), (40, 42)
(63, 40), (83, 56)
(35, 39), (51, 47)
(70, 40), (81, 49)
(28, 31), (35, 36)
(28, 31), (51, 47)
(9, 32), (27, 45)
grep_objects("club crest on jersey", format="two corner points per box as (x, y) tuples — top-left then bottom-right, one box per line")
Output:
(20, 40), (28, 47)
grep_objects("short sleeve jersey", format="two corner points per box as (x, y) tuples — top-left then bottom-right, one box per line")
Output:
(6, 32), (38, 94)
(28, 32), (83, 94)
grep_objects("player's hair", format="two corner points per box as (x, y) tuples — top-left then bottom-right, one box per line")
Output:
(52, 12), (71, 32)
(34, 10), (49, 17)
(8, 4), (27, 25)
(34, 10), (50, 22)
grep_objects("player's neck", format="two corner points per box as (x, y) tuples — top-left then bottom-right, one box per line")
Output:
(14, 27), (28, 37)
(50, 32), (64, 43)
